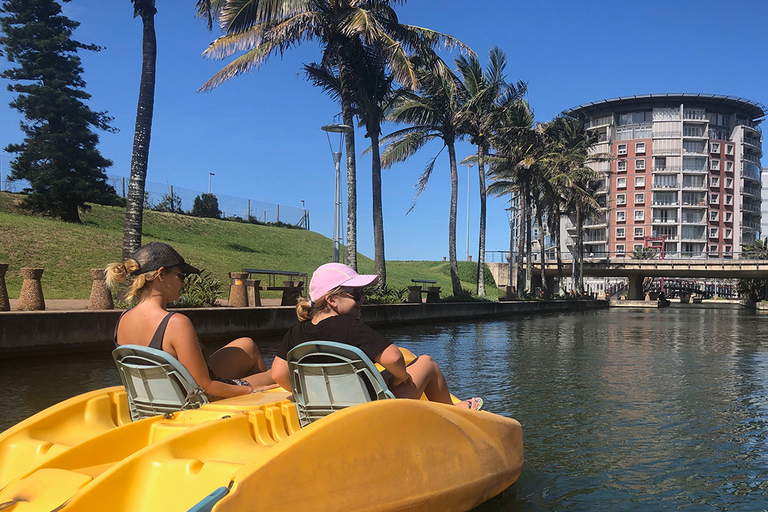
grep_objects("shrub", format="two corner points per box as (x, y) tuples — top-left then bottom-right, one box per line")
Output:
(364, 285), (407, 304)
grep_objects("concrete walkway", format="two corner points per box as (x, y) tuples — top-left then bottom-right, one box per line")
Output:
(7, 297), (284, 311)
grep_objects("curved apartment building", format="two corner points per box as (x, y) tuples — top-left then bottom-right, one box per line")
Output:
(568, 94), (765, 259)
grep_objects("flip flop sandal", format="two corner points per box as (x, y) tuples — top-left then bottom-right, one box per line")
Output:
(463, 397), (484, 411)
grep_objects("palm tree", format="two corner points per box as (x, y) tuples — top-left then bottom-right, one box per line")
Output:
(121, 0), (224, 260)
(455, 46), (526, 296)
(121, 0), (157, 259)
(306, 40), (399, 285)
(548, 115), (607, 294)
(200, 0), (467, 270)
(379, 58), (464, 295)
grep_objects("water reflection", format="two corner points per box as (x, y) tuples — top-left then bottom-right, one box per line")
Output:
(2, 308), (768, 510)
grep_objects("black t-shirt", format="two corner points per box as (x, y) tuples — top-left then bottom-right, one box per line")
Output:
(277, 315), (392, 362)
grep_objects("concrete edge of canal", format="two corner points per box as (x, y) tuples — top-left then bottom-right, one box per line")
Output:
(0, 300), (609, 359)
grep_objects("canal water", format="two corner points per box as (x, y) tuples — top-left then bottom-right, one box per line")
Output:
(2, 306), (768, 511)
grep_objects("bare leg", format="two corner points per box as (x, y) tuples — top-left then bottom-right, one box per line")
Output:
(208, 337), (270, 380)
(390, 355), (453, 404)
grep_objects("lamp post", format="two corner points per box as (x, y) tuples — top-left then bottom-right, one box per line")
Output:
(208, 172), (215, 194)
(321, 123), (353, 263)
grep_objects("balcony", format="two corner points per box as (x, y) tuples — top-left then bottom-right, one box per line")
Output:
(652, 166), (681, 173)
(743, 220), (760, 230)
(652, 218), (678, 224)
(653, 183), (678, 190)
(743, 186), (761, 199)
(742, 153), (761, 165)
(743, 135), (762, 150)
(738, 119), (762, 134)
(653, 147), (681, 156)
(742, 202), (761, 213)
(682, 166), (707, 174)
(683, 109), (707, 121)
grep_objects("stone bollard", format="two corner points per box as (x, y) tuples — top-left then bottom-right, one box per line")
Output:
(228, 272), (249, 307)
(18, 267), (45, 311)
(88, 268), (114, 310)
(0, 263), (9, 311)
(246, 279), (262, 307)
(406, 286), (422, 303)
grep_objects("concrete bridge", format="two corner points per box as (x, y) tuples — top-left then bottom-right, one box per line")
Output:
(492, 260), (768, 300)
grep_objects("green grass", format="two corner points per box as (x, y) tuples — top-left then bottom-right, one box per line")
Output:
(0, 192), (497, 299)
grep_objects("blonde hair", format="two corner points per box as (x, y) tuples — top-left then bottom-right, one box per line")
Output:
(295, 286), (344, 322)
(105, 259), (160, 302)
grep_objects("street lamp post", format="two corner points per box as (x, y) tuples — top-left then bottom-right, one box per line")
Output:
(321, 123), (353, 263)
(208, 172), (215, 194)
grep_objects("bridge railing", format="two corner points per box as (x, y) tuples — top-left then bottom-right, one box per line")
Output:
(488, 249), (768, 263)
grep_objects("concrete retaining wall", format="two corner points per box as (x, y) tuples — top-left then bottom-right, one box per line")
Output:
(0, 300), (607, 359)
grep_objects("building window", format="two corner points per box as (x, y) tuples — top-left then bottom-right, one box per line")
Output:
(634, 244), (644, 252)
(636, 142), (646, 154)
(617, 177), (627, 189)
(635, 176), (646, 187)
(617, 160), (627, 172)
(617, 144), (627, 156)
(616, 210), (626, 222)
(710, 142), (720, 154)
(616, 227), (626, 238)
(709, 227), (719, 238)
(725, 161), (733, 172)
(634, 193), (645, 204)
(710, 159), (720, 171)
(725, 144), (734, 155)
(634, 210), (644, 221)
(634, 227), (644, 238)
(636, 159), (646, 171)
(725, 178), (733, 188)
(710, 211), (719, 221)
(710, 193), (719, 205)
(709, 245), (719, 255)
(725, 195), (733, 205)
(725, 212), (733, 222)
(724, 228), (732, 239)
(710, 177), (720, 187)
(617, 194), (626, 205)
(616, 244), (626, 255)
(724, 245), (732, 254)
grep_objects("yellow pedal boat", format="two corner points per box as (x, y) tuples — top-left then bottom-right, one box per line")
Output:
(0, 352), (523, 512)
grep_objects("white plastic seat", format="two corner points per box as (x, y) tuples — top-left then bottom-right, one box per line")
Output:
(287, 341), (395, 427)
(112, 344), (208, 421)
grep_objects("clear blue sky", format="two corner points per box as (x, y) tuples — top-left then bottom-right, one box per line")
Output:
(1, 0), (766, 261)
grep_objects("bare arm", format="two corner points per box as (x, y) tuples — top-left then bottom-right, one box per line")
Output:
(376, 344), (410, 386)
(166, 315), (252, 398)
(270, 356), (291, 391)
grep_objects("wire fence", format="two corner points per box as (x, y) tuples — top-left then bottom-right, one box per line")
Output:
(107, 175), (308, 228)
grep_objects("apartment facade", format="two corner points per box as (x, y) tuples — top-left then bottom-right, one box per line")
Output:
(567, 94), (765, 259)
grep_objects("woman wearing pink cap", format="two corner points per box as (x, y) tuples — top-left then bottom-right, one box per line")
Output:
(271, 263), (483, 410)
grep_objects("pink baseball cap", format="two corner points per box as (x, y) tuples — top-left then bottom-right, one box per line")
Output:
(309, 263), (379, 302)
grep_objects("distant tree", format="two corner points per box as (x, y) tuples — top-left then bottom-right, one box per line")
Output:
(153, 190), (183, 213)
(0, 0), (118, 223)
(192, 193), (220, 218)
(738, 239), (768, 301)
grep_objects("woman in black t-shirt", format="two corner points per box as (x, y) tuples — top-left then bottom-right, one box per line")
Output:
(271, 263), (483, 410)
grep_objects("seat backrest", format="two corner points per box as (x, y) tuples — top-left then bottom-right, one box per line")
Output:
(112, 344), (208, 421)
(287, 341), (395, 427)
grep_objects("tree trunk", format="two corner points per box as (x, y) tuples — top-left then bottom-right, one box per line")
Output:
(122, 6), (156, 260)
(536, 204), (547, 298)
(370, 131), (386, 287)
(526, 193), (533, 292)
(447, 141), (462, 295)
(337, 46), (357, 270)
(554, 215), (565, 295)
(575, 207), (584, 294)
(516, 188), (526, 292)
(476, 145), (487, 297)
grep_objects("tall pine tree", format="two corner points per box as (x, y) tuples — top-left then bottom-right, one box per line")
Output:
(0, 0), (118, 223)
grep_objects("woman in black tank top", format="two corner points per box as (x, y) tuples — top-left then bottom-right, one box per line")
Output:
(107, 242), (276, 398)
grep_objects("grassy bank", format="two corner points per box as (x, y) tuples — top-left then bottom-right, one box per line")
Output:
(0, 192), (498, 299)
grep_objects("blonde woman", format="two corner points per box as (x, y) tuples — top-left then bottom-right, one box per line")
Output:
(107, 242), (275, 398)
(271, 263), (483, 410)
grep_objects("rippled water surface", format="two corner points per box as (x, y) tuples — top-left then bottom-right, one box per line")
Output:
(3, 307), (768, 511)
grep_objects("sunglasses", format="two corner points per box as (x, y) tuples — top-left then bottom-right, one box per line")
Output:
(167, 269), (188, 281)
(338, 288), (364, 301)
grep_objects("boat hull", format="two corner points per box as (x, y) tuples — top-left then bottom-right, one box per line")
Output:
(0, 388), (522, 512)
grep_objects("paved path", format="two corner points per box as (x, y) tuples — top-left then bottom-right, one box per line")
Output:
(7, 297), (283, 312)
